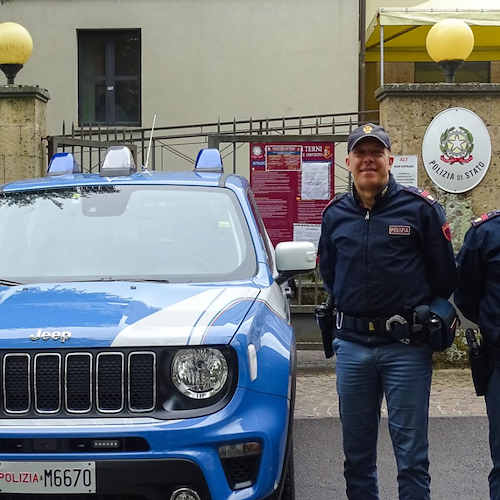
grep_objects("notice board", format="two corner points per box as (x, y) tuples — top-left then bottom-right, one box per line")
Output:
(249, 142), (335, 249)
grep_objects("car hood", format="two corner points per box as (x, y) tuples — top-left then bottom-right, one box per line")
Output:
(0, 282), (261, 349)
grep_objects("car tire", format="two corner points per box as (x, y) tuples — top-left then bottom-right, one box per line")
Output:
(280, 445), (295, 500)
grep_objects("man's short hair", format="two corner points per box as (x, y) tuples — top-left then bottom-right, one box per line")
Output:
(347, 123), (391, 152)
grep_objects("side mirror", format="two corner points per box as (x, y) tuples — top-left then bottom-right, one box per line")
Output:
(275, 241), (316, 285)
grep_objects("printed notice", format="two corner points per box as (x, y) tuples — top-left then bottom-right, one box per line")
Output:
(392, 155), (418, 187)
(250, 141), (334, 247)
(301, 162), (330, 200)
(293, 223), (321, 250)
(265, 145), (302, 171)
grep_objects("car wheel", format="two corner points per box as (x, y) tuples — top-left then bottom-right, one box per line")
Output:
(280, 445), (295, 500)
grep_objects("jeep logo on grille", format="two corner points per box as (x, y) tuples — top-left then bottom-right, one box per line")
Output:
(30, 330), (72, 342)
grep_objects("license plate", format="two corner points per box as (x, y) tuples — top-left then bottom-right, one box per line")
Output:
(0, 461), (96, 493)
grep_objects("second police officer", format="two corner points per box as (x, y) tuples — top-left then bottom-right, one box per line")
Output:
(318, 123), (458, 500)
(455, 209), (500, 500)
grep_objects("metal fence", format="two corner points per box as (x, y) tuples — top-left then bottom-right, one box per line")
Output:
(47, 110), (379, 176)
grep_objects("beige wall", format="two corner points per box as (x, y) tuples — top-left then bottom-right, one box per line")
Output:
(0, 0), (359, 137)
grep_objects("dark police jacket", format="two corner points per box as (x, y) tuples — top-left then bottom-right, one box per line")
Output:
(455, 211), (500, 346)
(318, 174), (458, 345)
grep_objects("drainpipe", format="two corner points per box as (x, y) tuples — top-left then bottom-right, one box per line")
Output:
(359, 0), (367, 122)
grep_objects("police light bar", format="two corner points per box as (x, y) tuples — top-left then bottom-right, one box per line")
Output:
(194, 148), (223, 173)
(46, 153), (81, 176)
(100, 146), (136, 177)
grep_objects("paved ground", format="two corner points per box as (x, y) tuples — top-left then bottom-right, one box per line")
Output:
(295, 350), (487, 419)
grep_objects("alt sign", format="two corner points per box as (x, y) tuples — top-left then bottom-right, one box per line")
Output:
(422, 107), (491, 193)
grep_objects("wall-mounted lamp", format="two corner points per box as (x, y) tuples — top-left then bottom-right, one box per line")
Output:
(0, 22), (33, 84)
(426, 18), (474, 83)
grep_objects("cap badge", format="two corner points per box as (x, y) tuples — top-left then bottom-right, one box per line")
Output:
(363, 125), (373, 134)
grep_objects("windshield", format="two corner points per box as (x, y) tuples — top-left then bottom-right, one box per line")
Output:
(0, 185), (257, 283)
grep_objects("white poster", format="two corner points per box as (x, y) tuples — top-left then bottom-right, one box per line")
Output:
(300, 162), (330, 200)
(392, 155), (418, 187)
(293, 223), (321, 250)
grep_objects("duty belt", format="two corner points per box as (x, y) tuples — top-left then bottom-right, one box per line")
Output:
(337, 312), (415, 343)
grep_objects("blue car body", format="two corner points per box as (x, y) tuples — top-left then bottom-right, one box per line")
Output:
(0, 152), (309, 500)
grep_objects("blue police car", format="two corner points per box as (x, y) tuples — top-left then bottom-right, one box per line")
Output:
(0, 147), (316, 500)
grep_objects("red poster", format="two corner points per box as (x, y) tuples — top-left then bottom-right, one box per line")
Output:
(250, 142), (335, 248)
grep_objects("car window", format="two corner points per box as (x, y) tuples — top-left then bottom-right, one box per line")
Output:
(0, 185), (257, 283)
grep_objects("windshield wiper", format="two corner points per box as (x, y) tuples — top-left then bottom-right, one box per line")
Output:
(92, 278), (170, 284)
(124, 279), (170, 283)
(0, 279), (24, 286)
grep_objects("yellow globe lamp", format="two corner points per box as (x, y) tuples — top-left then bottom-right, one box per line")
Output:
(0, 22), (33, 84)
(426, 18), (474, 83)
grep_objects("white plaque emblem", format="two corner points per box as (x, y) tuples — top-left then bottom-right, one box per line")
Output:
(422, 107), (491, 193)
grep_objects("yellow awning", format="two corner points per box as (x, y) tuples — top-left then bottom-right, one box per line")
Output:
(366, 0), (500, 63)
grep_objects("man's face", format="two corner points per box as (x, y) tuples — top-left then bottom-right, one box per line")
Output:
(346, 137), (393, 193)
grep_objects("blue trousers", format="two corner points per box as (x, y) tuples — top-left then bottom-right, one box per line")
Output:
(486, 365), (500, 500)
(333, 338), (433, 500)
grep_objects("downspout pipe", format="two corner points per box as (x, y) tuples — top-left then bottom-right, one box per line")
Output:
(359, 0), (367, 121)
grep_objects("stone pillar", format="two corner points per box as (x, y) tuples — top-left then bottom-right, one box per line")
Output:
(375, 83), (500, 252)
(0, 85), (50, 183)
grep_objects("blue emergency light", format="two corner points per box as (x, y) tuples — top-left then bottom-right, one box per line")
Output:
(194, 148), (223, 173)
(100, 146), (136, 177)
(46, 153), (81, 176)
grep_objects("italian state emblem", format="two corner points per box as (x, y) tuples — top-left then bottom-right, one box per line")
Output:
(439, 126), (474, 165)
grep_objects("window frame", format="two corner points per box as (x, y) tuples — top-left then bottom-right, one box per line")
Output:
(77, 29), (142, 127)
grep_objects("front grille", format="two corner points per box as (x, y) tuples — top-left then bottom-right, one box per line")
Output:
(2, 351), (156, 416)
(35, 353), (61, 413)
(97, 353), (125, 413)
(66, 353), (92, 412)
(3, 354), (30, 413)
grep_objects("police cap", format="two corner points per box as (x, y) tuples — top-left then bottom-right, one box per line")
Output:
(347, 123), (391, 152)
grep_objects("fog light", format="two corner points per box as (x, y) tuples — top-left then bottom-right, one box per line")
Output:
(170, 488), (201, 500)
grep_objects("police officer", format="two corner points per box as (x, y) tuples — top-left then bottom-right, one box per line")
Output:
(455, 210), (500, 500)
(318, 123), (457, 500)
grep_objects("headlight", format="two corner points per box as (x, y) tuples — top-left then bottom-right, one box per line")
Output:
(171, 348), (229, 399)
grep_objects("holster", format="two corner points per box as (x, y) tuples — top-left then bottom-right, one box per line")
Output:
(315, 297), (335, 359)
(465, 329), (492, 397)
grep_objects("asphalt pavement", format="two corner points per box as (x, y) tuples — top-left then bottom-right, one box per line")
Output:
(295, 350), (487, 419)
(294, 417), (491, 500)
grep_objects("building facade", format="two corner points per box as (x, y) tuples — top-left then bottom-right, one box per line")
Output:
(0, 0), (360, 136)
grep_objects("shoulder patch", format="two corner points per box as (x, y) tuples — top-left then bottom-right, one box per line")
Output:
(322, 192), (348, 214)
(402, 186), (436, 205)
(471, 210), (500, 227)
